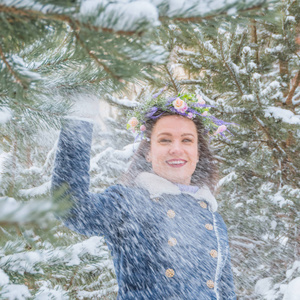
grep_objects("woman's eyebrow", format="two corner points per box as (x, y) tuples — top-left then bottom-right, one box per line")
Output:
(157, 133), (195, 138)
(181, 133), (195, 137)
(157, 132), (172, 137)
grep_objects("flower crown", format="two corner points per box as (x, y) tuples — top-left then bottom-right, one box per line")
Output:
(127, 91), (237, 141)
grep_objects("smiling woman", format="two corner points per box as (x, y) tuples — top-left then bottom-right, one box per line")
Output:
(52, 93), (237, 300)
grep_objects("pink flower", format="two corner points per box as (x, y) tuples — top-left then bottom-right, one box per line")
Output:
(197, 94), (206, 105)
(178, 102), (188, 113)
(187, 112), (194, 119)
(140, 125), (146, 131)
(214, 125), (227, 135)
(201, 111), (208, 116)
(128, 117), (139, 128)
(173, 98), (188, 112)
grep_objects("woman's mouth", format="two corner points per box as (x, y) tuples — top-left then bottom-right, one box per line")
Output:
(166, 159), (187, 168)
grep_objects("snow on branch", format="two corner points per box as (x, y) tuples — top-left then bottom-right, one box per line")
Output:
(0, 0), (268, 34)
(0, 196), (55, 226)
(264, 107), (300, 125)
(104, 94), (140, 108)
(0, 107), (12, 124)
(80, 0), (160, 32)
(19, 181), (51, 198)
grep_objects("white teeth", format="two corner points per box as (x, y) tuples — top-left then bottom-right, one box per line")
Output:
(168, 160), (185, 165)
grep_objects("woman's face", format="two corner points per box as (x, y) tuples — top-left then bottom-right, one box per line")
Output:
(148, 115), (199, 185)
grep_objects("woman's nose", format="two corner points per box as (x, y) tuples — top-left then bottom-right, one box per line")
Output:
(169, 141), (184, 155)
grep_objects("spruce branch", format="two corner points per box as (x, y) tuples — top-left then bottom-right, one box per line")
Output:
(10, 99), (63, 118)
(55, 76), (111, 90)
(252, 139), (269, 143)
(215, 138), (233, 147)
(250, 20), (259, 66)
(0, 2), (267, 38)
(219, 40), (244, 96)
(134, 87), (146, 102)
(234, 31), (246, 63)
(231, 236), (265, 246)
(33, 57), (69, 71)
(165, 65), (179, 94)
(67, 20), (122, 82)
(252, 113), (282, 154)
(251, 119), (293, 180)
(104, 94), (139, 109)
(32, 32), (72, 72)
(285, 70), (300, 106)
(15, 224), (22, 236)
(161, 4), (267, 24)
(253, 84), (263, 109)
(279, 59), (290, 97)
(294, 102), (300, 107)
(7, 135), (17, 197)
(178, 79), (203, 85)
(0, 134), (12, 144)
(65, 266), (81, 290)
(0, 4), (138, 36)
(250, 113), (297, 181)
(0, 43), (27, 89)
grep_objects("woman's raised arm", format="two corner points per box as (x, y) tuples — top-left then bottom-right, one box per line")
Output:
(51, 119), (128, 242)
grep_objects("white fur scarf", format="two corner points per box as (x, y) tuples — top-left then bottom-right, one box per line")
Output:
(134, 172), (218, 212)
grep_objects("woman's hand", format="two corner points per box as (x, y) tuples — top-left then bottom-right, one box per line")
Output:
(68, 93), (101, 124)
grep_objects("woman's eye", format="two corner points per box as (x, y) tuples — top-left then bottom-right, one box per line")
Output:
(183, 139), (193, 143)
(159, 139), (171, 143)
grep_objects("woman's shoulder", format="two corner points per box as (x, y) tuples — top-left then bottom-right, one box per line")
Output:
(102, 184), (150, 199)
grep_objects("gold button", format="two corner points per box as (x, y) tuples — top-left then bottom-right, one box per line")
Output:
(206, 280), (214, 288)
(152, 197), (160, 202)
(199, 201), (207, 209)
(167, 209), (176, 218)
(205, 223), (213, 230)
(210, 249), (218, 258)
(168, 238), (177, 246)
(165, 268), (175, 278)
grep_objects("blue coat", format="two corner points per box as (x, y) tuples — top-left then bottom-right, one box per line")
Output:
(52, 119), (236, 300)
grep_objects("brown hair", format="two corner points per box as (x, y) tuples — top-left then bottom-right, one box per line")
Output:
(123, 109), (219, 192)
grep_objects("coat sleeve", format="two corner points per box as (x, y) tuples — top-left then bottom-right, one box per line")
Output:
(51, 118), (127, 241)
(219, 249), (237, 300)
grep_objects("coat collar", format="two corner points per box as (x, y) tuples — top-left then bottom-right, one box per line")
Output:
(134, 172), (218, 212)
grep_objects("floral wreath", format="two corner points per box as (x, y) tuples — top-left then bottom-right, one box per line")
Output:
(127, 90), (238, 141)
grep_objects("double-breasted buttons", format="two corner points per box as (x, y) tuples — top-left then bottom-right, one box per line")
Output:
(199, 201), (207, 209)
(165, 268), (175, 278)
(168, 238), (177, 247)
(206, 280), (214, 289)
(167, 209), (176, 218)
(210, 249), (218, 258)
(205, 223), (213, 230)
